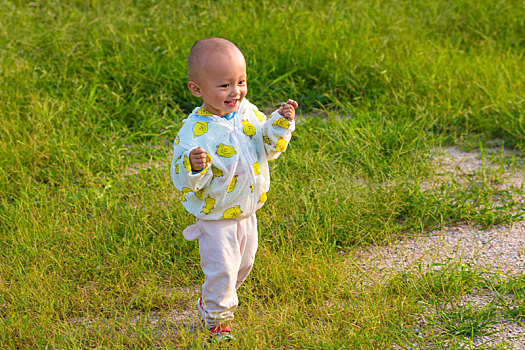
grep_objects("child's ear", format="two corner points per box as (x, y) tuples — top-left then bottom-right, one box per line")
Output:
(188, 81), (202, 97)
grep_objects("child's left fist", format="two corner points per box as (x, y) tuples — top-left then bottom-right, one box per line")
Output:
(278, 99), (298, 121)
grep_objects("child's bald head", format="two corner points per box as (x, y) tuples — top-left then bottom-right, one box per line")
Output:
(186, 38), (247, 116)
(187, 37), (245, 82)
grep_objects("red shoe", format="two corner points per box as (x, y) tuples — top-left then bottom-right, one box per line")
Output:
(208, 324), (234, 342)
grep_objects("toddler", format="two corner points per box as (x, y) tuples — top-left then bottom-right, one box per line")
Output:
(170, 37), (297, 341)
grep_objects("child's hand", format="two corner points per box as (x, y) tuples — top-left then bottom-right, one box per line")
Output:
(278, 99), (298, 121)
(190, 147), (208, 172)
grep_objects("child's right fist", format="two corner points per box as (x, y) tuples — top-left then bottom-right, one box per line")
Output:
(190, 147), (208, 172)
(278, 99), (298, 121)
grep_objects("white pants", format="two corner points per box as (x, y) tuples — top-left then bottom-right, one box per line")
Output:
(191, 214), (258, 327)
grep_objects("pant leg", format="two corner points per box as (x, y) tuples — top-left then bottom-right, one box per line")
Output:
(196, 214), (259, 327)
(235, 214), (258, 289)
(197, 219), (241, 327)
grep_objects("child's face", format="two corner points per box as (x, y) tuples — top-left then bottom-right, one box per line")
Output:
(189, 50), (247, 117)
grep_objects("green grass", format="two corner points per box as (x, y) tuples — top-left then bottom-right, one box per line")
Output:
(0, 0), (524, 348)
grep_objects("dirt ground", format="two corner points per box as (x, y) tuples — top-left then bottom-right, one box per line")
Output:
(357, 146), (525, 348)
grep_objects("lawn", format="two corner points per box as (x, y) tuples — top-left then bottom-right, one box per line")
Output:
(0, 0), (524, 348)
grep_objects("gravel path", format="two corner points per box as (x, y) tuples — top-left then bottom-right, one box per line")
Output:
(357, 146), (524, 281)
(356, 222), (525, 282)
(356, 146), (525, 348)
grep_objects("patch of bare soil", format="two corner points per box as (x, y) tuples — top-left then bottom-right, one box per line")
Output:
(357, 146), (525, 348)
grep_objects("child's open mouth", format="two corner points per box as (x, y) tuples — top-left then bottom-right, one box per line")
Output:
(225, 99), (239, 107)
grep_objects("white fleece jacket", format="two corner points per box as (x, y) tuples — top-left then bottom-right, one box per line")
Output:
(170, 98), (295, 222)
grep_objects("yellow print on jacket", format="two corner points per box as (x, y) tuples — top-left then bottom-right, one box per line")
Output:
(183, 155), (192, 173)
(197, 108), (213, 116)
(263, 136), (271, 145)
(253, 109), (265, 122)
(216, 144), (237, 158)
(193, 122), (209, 137)
(275, 138), (287, 152)
(227, 175), (238, 193)
(174, 155), (182, 174)
(242, 119), (256, 138)
(195, 188), (204, 200)
(212, 166), (223, 178)
(174, 136), (180, 145)
(201, 196), (216, 214)
(273, 118), (290, 129)
(222, 205), (242, 219)
(181, 187), (192, 202)
(259, 192), (267, 203)
(253, 162), (261, 175)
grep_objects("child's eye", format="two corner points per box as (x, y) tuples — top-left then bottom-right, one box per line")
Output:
(219, 84), (229, 88)
(238, 80), (246, 85)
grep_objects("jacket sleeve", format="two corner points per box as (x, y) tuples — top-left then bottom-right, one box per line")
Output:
(170, 121), (213, 192)
(261, 110), (296, 161)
